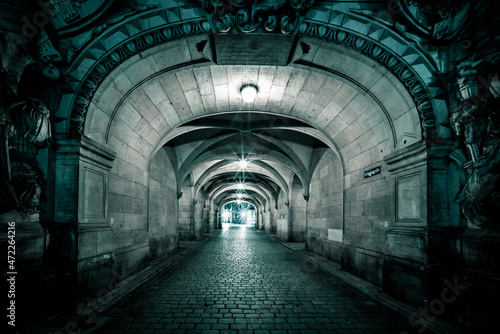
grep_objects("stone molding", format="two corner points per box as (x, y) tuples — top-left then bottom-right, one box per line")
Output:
(53, 134), (117, 223)
(61, 3), (442, 139)
(55, 134), (117, 170)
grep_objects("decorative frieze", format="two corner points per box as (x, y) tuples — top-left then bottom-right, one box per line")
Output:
(199, 0), (316, 33)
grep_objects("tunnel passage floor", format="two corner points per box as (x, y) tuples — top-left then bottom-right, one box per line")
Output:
(95, 224), (428, 334)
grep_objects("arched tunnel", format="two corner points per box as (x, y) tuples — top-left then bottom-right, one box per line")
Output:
(1, 1), (499, 333)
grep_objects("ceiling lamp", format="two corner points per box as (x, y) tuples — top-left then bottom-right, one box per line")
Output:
(238, 159), (248, 169)
(237, 183), (245, 190)
(240, 84), (258, 103)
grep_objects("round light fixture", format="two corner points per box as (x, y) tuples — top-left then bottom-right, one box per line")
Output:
(238, 159), (248, 169)
(240, 84), (258, 103)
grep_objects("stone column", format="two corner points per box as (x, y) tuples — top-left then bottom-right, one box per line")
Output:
(288, 195), (307, 242)
(216, 209), (221, 229)
(44, 134), (116, 311)
(193, 199), (203, 239)
(178, 189), (195, 240)
(382, 139), (461, 305)
(257, 210), (263, 230)
(202, 204), (209, 233)
(383, 142), (430, 304)
(207, 206), (214, 232)
(264, 207), (272, 234)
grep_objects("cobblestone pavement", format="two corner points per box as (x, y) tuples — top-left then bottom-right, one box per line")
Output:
(94, 224), (430, 334)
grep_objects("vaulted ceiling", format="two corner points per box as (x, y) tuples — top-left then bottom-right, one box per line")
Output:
(165, 111), (329, 208)
(55, 0), (444, 213)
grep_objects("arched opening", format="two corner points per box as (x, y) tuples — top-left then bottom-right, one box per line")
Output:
(220, 201), (256, 225)
(6, 1), (499, 331)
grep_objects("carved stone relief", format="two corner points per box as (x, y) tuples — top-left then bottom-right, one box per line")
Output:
(452, 60), (500, 230)
(199, 0), (316, 33)
(1, 98), (53, 214)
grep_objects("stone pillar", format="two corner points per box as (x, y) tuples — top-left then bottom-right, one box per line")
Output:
(382, 140), (461, 305)
(193, 199), (203, 239)
(178, 189), (195, 240)
(44, 134), (116, 311)
(289, 195), (307, 242)
(265, 208), (272, 234)
(383, 142), (429, 304)
(207, 206), (214, 232)
(216, 209), (221, 229)
(286, 202), (292, 241)
(202, 204), (209, 233)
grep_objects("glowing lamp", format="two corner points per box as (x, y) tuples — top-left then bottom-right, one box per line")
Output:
(240, 84), (258, 103)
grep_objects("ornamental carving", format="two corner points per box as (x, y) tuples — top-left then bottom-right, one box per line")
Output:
(199, 0), (316, 33)
(1, 98), (53, 214)
(452, 60), (500, 230)
(397, 0), (470, 41)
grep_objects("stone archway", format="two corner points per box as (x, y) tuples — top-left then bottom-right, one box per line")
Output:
(46, 0), (450, 308)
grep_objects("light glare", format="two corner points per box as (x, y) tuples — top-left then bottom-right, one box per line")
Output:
(238, 159), (248, 169)
(241, 84), (257, 102)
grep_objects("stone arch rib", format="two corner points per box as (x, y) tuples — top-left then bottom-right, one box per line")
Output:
(64, 6), (442, 138)
(66, 18), (212, 134)
(296, 17), (442, 138)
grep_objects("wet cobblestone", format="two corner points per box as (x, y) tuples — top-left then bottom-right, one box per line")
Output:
(95, 225), (430, 334)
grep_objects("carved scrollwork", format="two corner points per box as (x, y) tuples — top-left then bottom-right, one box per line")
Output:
(199, 0), (316, 34)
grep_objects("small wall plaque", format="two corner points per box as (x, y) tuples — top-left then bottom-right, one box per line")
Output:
(364, 166), (381, 178)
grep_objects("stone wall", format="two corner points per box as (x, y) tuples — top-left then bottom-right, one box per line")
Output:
(306, 150), (343, 262)
(276, 189), (289, 240)
(290, 176), (306, 241)
(178, 179), (207, 240)
(194, 190), (206, 239)
(148, 147), (179, 260)
(179, 184), (194, 240)
(107, 148), (150, 277)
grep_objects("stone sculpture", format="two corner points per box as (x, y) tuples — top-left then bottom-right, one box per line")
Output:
(397, 0), (470, 41)
(453, 60), (500, 229)
(0, 98), (52, 214)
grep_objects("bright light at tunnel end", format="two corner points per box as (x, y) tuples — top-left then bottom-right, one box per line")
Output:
(240, 84), (258, 103)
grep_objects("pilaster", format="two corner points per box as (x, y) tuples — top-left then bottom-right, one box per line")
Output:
(44, 134), (117, 309)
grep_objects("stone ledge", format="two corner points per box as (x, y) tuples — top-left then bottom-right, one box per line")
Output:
(30, 232), (216, 334)
(270, 236), (466, 334)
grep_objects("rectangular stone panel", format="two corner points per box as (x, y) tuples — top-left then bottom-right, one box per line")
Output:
(83, 169), (106, 219)
(56, 163), (78, 221)
(328, 229), (343, 242)
(215, 34), (293, 65)
(396, 173), (421, 221)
